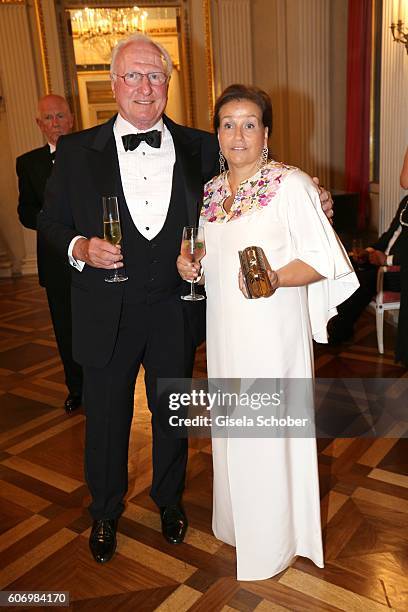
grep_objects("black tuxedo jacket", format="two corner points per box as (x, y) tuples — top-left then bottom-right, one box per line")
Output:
(396, 221), (408, 365)
(372, 195), (408, 264)
(16, 144), (71, 287)
(38, 115), (218, 367)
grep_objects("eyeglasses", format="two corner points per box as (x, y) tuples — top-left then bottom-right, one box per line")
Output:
(113, 71), (168, 87)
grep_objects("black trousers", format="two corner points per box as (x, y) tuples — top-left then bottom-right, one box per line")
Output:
(83, 297), (195, 521)
(46, 285), (83, 396)
(331, 265), (401, 339)
(396, 237), (408, 366)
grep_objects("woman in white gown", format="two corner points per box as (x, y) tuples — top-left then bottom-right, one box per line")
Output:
(177, 85), (359, 581)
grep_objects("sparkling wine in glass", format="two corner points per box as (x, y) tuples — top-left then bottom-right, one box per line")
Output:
(102, 196), (128, 283)
(181, 226), (206, 301)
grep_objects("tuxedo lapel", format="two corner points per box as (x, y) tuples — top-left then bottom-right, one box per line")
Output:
(35, 145), (54, 196)
(39, 144), (53, 169)
(164, 116), (204, 227)
(87, 116), (124, 201)
(84, 115), (204, 229)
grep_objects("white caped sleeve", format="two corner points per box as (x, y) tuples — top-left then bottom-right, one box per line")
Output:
(282, 170), (359, 343)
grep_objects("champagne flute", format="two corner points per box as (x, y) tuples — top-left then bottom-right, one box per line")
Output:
(180, 226), (206, 301)
(102, 196), (128, 283)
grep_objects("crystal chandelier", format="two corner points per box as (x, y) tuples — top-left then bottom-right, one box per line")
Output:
(71, 6), (149, 62)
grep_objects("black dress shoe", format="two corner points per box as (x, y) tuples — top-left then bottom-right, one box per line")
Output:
(64, 393), (82, 414)
(328, 328), (354, 346)
(327, 318), (353, 346)
(160, 504), (188, 544)
(89, 519), (118, 563)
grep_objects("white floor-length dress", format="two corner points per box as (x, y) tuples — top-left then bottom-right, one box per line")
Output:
(200, 162), (359, 581)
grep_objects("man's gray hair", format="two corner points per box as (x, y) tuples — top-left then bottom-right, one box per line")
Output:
(110, 33), (173, 78)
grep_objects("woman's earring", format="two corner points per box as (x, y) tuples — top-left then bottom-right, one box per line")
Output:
(219, 150), (226, 174)
(260, 145), (268, 167)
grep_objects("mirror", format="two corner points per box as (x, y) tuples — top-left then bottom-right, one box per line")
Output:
(56, 2), (193, 130)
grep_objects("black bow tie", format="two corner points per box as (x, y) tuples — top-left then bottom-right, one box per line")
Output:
(50, 151), (56, 161)
(122, 130), (161, 151)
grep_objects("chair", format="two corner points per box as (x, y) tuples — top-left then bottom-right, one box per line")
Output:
(371, 265), (401, 354)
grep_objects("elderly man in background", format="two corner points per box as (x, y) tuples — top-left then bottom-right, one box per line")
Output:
(16, 95), (83, 414)
(39, 33), (333, 565)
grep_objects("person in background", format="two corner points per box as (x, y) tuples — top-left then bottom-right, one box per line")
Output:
(328, 196), (407, 345)
(396, 148), (408, 366)
(16, 94), (83, 414)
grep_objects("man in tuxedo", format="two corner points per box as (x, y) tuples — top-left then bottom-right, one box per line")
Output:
(39, 33), (333, 564)
(329, 195), (407, 344)
(39, 36), (219, 563)
(16, 95), (83, 414)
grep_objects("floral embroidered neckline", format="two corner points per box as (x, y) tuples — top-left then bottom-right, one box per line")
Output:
(201, 160), (296, 223)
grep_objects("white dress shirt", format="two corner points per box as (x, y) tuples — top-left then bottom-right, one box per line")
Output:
(68, 114), (175, 270)
(49, 143), (56, 163)
(114, 114), (175, 239)
(385, 225), (402, 266)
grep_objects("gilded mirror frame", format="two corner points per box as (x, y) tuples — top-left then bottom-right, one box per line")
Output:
(54, 0), (202, 130)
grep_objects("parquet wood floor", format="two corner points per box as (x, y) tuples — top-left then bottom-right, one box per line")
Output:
(0, 276), (407, 611)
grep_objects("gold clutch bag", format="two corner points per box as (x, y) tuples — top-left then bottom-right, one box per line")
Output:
(238, 246), (274, 299)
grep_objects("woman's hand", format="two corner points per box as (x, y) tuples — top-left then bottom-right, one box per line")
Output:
(268, 269), (280, 292)
(177, 254), (201, 282)
(238, 268), (279, 298)
(238, 268), (250, 298)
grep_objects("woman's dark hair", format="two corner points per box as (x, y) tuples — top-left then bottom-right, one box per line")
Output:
(213, 84), (273, 135)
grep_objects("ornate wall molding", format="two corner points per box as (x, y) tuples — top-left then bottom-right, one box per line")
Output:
(0, 1), (40, 273)
(203, 0), (215, 124)
(33, 0), (51, 93)
(179, 0), (195, 126)
(211, 0), (253, 92)
(0, 7), (42, 155)
(0, 249), (13, 278)
(251, 0), (331, 185)
(285, 0), (330, 186)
